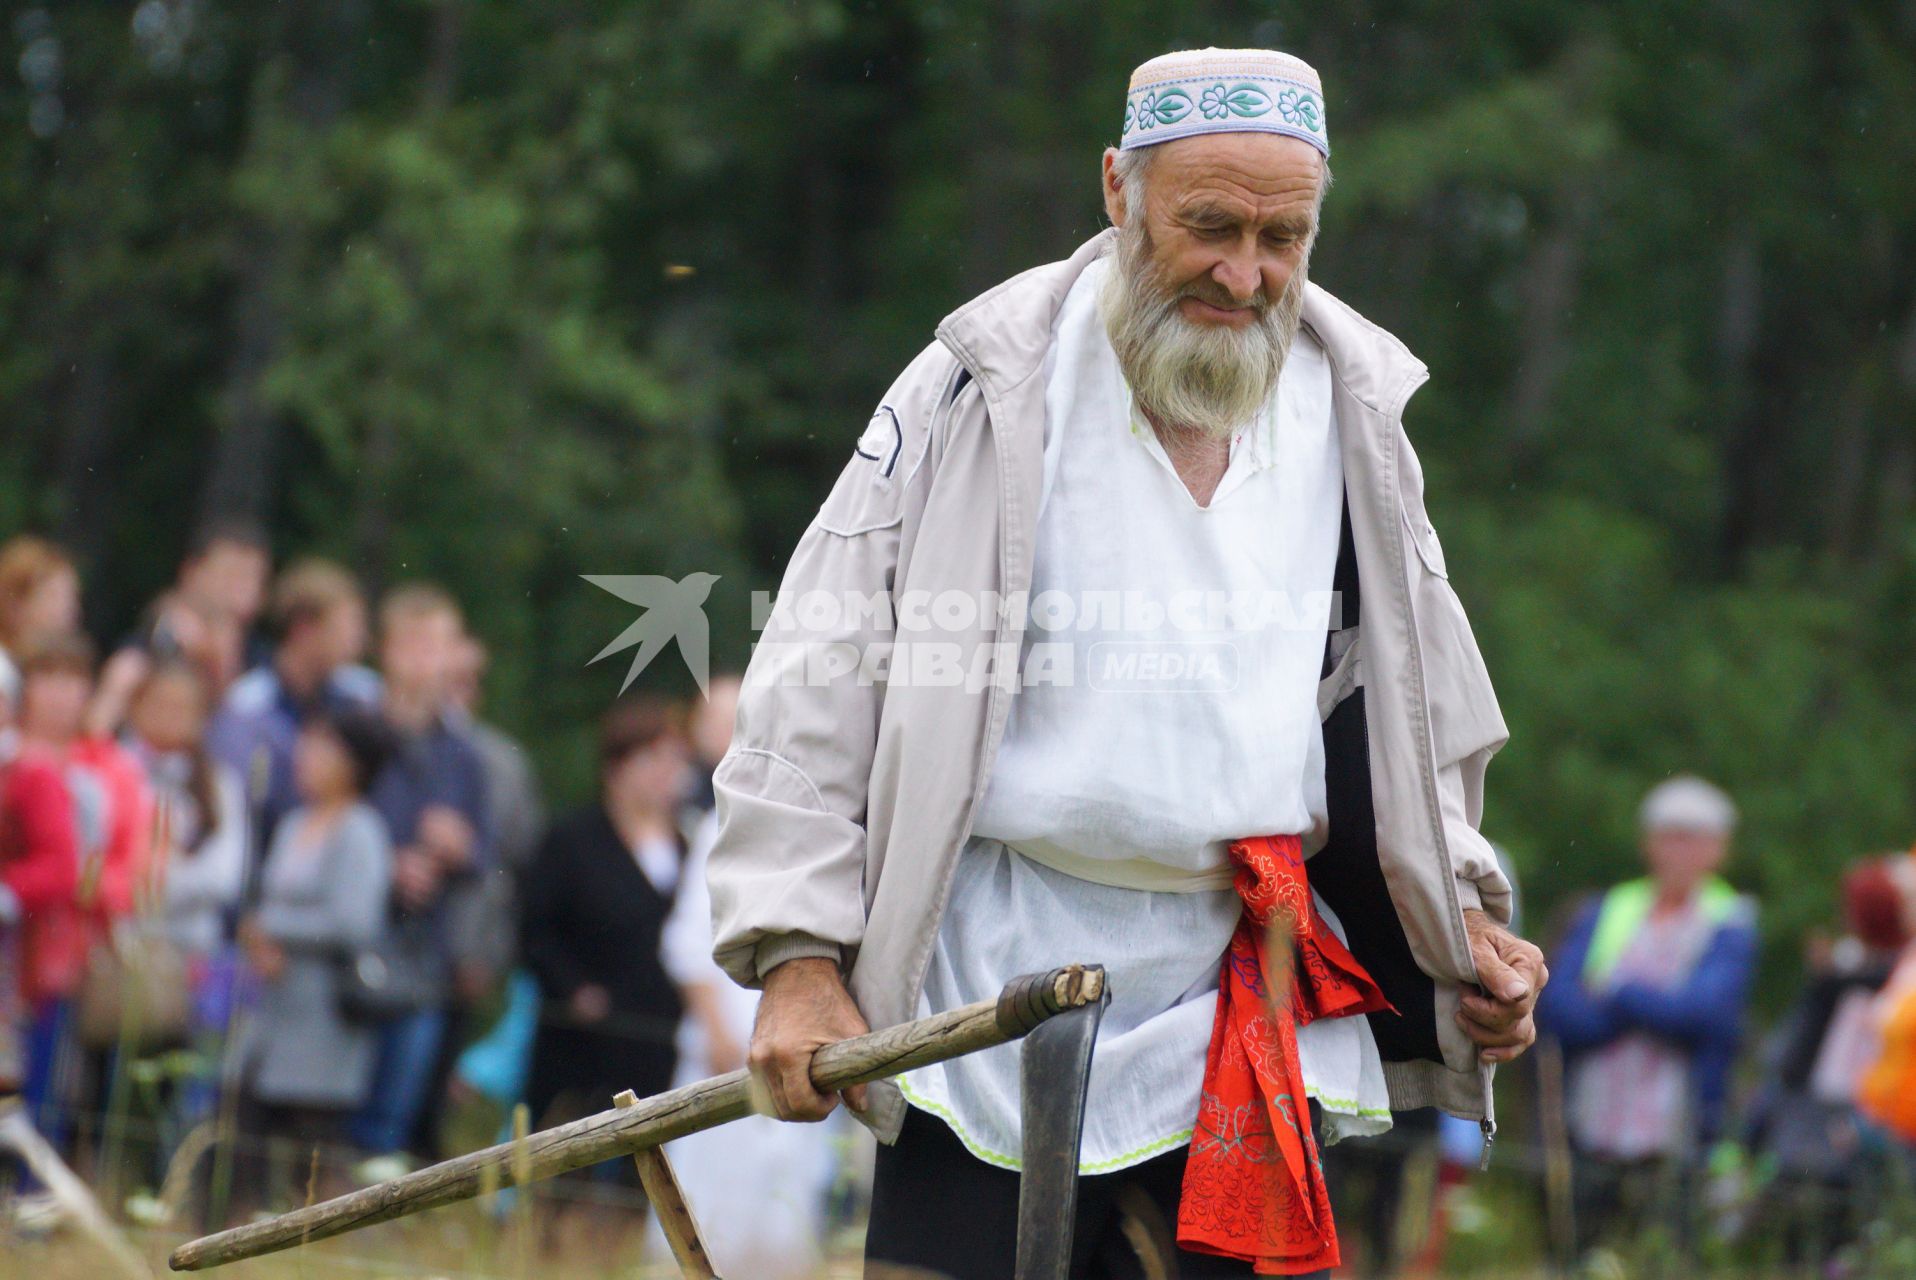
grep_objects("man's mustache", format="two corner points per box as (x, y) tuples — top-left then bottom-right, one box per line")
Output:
(1172, 279), (1269, 315)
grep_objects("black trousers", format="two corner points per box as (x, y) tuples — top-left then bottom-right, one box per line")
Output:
(865, 1107), (1332, 1280)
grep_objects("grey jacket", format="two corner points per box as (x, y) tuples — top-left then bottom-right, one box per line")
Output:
(243, 801), (392, 1108)
(708, 231), (1512, 1138)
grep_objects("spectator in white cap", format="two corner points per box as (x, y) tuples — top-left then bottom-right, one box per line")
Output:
(1540, 774), (1757, 1259)
(709, 44), (1542, 1277)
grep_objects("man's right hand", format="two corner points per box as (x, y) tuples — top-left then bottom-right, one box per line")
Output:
(750, 956), (870, 1122)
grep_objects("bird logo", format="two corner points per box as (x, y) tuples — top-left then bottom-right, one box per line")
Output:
(582, 572), (720, 695)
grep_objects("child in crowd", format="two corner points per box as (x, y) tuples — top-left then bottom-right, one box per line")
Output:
(235, 708), (394, 1210)
(123, 660), (251, 1153)
(0, 658), (78, 1094)
(10, 634), (148, 1143)
(125, 662), (247, 962)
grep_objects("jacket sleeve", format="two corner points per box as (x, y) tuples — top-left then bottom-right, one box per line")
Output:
(1538, 899), (1623, 1049)
(706, 343), (955, 988)
(1397, 420), (1513, 925)
(1438, 757), (1513, 923)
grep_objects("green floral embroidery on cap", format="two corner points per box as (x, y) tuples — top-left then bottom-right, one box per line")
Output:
(1278, 88), (1323, 133)
(1124, 78), (1327, 150)
(1200, 82), (1274, 120)
(1137, 87), (1193, 130)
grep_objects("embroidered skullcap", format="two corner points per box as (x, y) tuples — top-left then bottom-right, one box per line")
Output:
(1120, 48), (1329, 157)
(1639, 775), (1738, 836)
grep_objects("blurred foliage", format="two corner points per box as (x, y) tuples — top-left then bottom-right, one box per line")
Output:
(3, 0), (1915, 996)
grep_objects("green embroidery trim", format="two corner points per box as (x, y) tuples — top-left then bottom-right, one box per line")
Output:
(1199, 82), (1273, 121)
(896, 1077), (1389, 1177)
(1136, 87), (1193, 131)
(1277, 88), (1322, 132)
(897, 1078), (1021, 1169)
(898, 1077), (1195, 1175)
(1083, 1129), (1194, 1173)
(1124, 78), (1326, 142)
(1306, 1087), (1392, 1118)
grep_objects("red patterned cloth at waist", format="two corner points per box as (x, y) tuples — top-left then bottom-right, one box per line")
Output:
(1177, 834), (1392, 1275)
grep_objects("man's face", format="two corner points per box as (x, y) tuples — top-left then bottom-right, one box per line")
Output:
(381, 609), (459, 697)
(185, 541), (270, 624)
(1112, 132), (1324, 325)
(1099, 133), (1324, 438)
(1643, 826), (1730, 895)
(310, 597), (367, 672)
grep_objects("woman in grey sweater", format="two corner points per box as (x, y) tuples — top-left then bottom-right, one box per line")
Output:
(236, 708), (394, 1202)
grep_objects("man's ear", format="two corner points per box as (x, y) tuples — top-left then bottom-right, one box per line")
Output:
(1101, 148), (1126, 228)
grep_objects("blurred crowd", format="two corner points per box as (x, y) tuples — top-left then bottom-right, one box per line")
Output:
(7, 522), (1916, 1277)
(0, 526), (832, 1276)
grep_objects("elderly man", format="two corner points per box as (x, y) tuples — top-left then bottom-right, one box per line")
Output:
(709, 48), (1547, 1277)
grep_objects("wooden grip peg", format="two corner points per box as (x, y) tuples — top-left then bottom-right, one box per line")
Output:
(615, 1089), (718, 1279)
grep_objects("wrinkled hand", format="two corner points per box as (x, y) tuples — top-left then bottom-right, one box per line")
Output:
(1459, 909), (1549, 1065)
(750, 956), (869, 1121)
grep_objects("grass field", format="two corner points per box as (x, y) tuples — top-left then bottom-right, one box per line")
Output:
(1, 1209), (871, 1280)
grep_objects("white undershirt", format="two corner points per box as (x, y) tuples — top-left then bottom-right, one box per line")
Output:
(900, 253), (1390, 1172)
(632, 834), (680, 896)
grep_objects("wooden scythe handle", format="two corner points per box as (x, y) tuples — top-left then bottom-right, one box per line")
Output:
(170, 963), (1105, 1271)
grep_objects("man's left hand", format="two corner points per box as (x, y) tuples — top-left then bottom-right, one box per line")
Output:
(1459, 908), (1549, 1065)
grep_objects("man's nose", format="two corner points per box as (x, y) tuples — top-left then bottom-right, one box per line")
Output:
(1210, 251), (1262, 304)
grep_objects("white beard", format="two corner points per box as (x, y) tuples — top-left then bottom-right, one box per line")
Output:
(1098, 220), (1307, 440)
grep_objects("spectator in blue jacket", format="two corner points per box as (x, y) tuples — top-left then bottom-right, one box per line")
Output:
(1540, 775), (1758, 1256)
(206, 560), (378, 854)
(346, 583), (492, 1169)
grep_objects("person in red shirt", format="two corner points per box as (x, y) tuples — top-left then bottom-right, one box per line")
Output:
(0, 660), (79, 1093)
(11, 633), (150, 1141)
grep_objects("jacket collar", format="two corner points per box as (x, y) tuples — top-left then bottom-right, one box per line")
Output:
(936, 230), (1429, 421)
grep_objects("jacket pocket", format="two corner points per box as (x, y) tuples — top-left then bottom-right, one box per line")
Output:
(1403, 505), (1449, 580)
(1395, 431), (1450, 580)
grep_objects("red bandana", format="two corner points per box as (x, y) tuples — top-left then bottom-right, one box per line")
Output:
(1177, 835), (1392, 1275)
